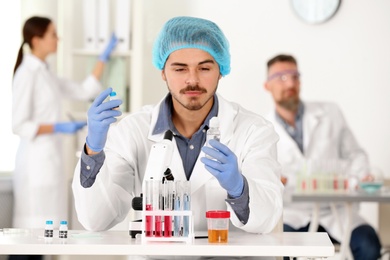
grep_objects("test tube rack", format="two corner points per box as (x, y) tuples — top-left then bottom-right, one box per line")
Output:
(141, 179), (194, 244)
(141, 210), (194, 244)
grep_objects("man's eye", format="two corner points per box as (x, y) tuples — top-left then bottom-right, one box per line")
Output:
(200, 67), (210, 71)
(174, 68), (185, 72)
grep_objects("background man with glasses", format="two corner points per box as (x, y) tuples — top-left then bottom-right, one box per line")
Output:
(263, 54), (381, 260)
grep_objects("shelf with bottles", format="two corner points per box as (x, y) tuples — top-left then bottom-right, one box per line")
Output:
(70, 49), (131, 113)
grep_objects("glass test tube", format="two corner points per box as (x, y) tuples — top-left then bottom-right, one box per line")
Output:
(183, 181), (191, 237)
(153, 180), (162, 237)
(174, 181), (182, 237)
(145, 178), (159, 237)
(163, 180), (174, 237)
(145, 178), (154, 237)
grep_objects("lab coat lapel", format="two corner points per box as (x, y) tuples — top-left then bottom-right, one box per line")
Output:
(267, 112), (302, 157)
(189, 157), (213, 194)
(303, 104), (323, 154)
(217, 94), (234, 144)
(169, 141), (187, 181)
(275, 121), (302, 156)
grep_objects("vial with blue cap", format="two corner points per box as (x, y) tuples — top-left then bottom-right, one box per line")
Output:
(44, 220), (53, 239)
(109, 91), (120, 110)
(59, 220), (68, 239)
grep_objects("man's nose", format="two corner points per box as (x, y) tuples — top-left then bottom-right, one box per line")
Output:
(185, 70), (200, 85)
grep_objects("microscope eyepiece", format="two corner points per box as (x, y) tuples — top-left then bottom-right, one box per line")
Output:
(163, 130), (173, 141)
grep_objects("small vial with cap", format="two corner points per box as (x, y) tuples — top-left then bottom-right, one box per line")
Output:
(44, 220), (53, 240)
(205, 117), (221, 159)
(59, 220), (68, 239)
(109, 91), (120, 110)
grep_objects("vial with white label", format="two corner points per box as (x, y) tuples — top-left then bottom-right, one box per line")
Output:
(59, 220), (68, 239)
(44, 220), (53, 240)
(109, 91), (120, 110)
(205, 117), (221, 159)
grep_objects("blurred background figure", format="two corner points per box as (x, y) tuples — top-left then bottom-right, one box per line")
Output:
(11, 16), (117, 260)
(264, 54), (381, 260)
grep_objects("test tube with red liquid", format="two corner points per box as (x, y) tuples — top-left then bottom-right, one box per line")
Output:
(145, 179), (154, 237)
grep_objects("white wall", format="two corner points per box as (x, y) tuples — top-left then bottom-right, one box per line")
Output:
(0, 1), (21, 172)
(142, 1), (390, 183)
(138, 0), (390, 227)
(199, 0), (390, 228)
(10, 0), (390, 230)
(188, 1), (390, 177)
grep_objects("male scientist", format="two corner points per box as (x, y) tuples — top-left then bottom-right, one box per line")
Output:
(72, 16), (283, 242)
(264, 54), (381, 260)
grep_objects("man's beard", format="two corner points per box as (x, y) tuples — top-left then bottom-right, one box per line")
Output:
(278, 97), (300, 112)
(169, 84), (216, 111)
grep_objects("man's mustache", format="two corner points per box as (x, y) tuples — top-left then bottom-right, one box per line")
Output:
(180, 85), (207, 93)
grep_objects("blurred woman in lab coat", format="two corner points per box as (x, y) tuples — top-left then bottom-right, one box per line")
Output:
(11, 16), (117, 237)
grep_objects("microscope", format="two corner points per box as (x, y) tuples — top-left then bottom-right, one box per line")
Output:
(129, 130), (174, 238)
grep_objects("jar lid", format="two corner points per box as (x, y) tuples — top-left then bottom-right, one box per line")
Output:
(206, 210), (230, 218)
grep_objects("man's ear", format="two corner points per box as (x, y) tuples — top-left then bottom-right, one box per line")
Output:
(161, 70), (167, 81)
(264, 81), (270, 92)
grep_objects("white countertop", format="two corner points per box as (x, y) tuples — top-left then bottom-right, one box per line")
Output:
(0, 230), (334, 257)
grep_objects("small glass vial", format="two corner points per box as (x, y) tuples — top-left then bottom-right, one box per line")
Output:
(44, 220), (53, 240)
(109, 91), (120, 110)
(59, 220), (68, 239)
(206, 117), (221, 159)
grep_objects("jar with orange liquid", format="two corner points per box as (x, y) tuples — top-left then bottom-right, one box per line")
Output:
(206, 210), (230, 243)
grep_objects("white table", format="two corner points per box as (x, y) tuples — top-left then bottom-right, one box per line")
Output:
(0, 229), (334, 258)
(292, 190), (390, 260)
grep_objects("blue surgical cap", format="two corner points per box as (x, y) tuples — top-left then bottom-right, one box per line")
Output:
(152, 16), (231, 76)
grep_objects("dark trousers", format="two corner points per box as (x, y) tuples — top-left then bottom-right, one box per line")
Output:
(283, 223), (381, 260)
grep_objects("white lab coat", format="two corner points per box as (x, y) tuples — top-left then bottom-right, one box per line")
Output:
(12, 54), (102, 228)
(72, 94), (284, 235)
(266, 102), (368, 242)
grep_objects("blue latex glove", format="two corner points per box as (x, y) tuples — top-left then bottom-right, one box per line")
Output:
(86, 88), (122, 152)
(54, 121), (86, 134)
(99, 33), (118, 62)
(200, 139), (244, 198)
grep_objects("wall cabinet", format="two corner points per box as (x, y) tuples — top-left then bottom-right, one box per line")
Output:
(59, 0), (191, 114)
(61, 0), (135, 113)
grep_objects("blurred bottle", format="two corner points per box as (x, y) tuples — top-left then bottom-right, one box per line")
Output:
(206, 117), (220, 160)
